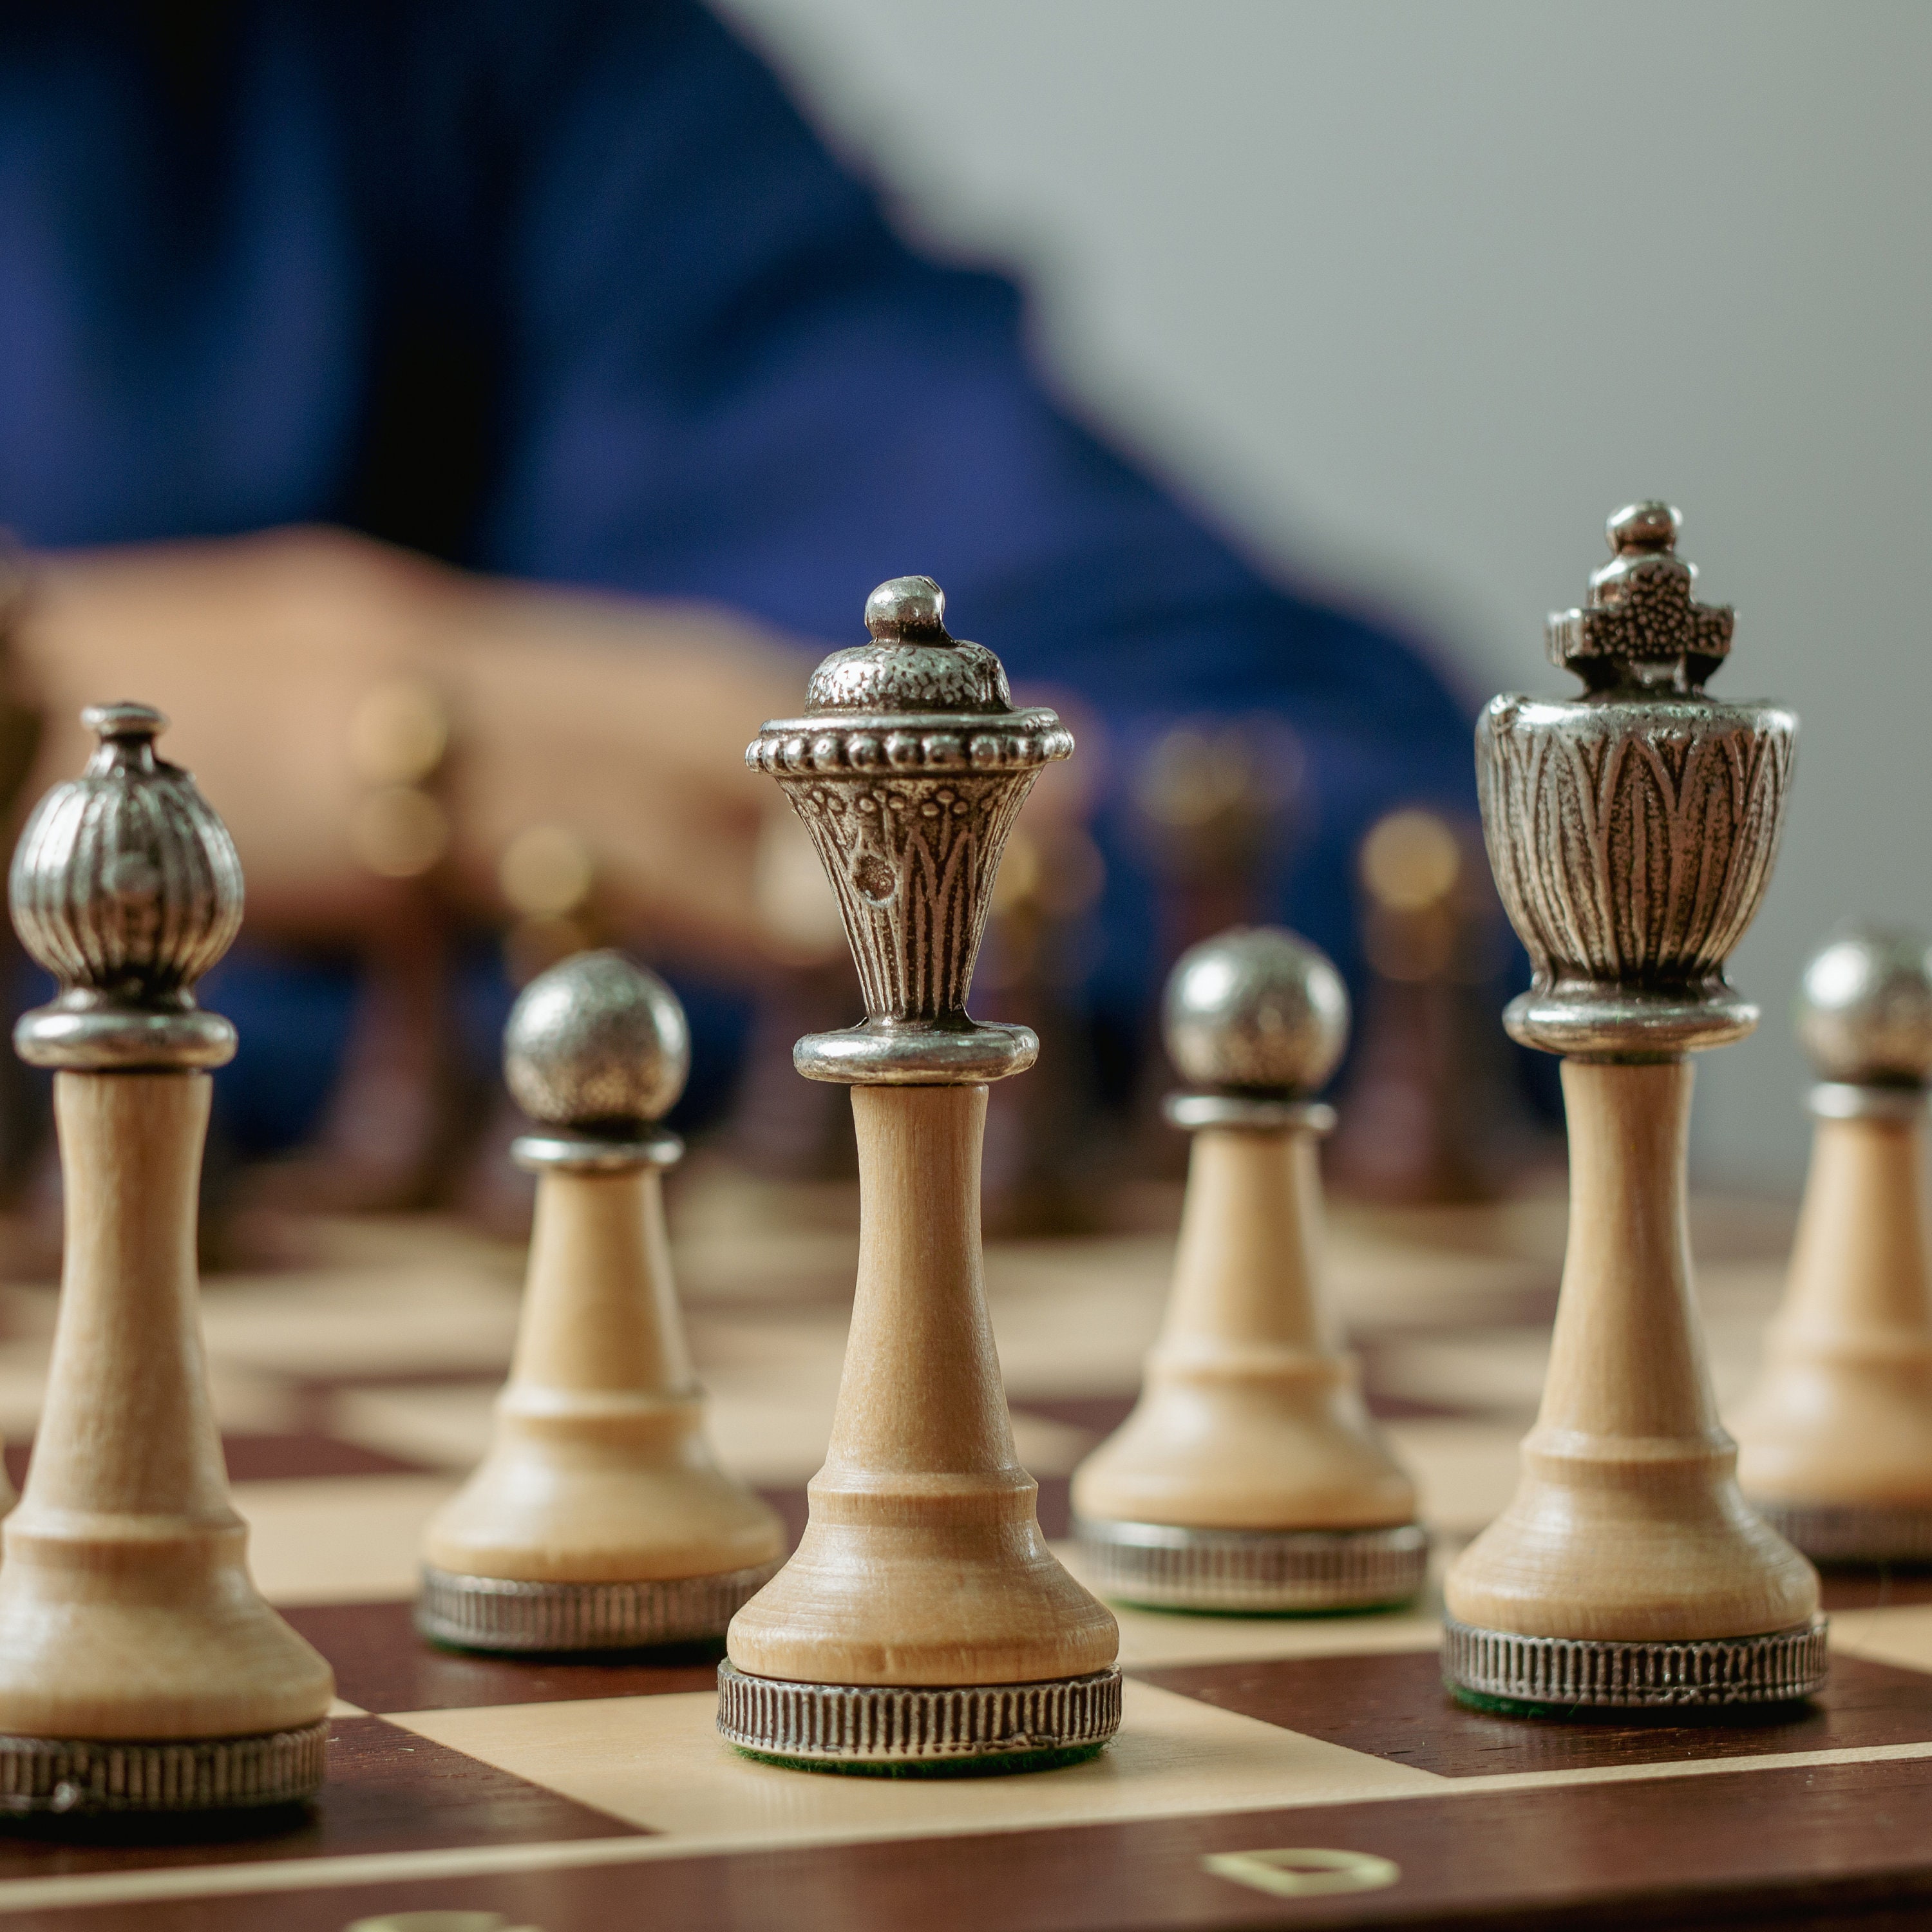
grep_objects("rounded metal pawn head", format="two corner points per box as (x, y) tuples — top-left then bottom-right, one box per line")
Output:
(504, 950), (690, 1131)
(1164, 926), (1350, 1097)
(1797, 925), (1932, 1090)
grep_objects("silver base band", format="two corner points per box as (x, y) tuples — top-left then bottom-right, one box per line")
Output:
(0, 1719), (328, 1816)
(716, 1660), (1122, 1767)
(1750, 1498), (1932, 1564)
(1443, 1613), (1828, 1709)
(1075, 1517), (1429, 1613)
(417, 1561), (782, 1653)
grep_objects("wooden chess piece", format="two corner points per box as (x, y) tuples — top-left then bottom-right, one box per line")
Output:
(1734, 927), (1932, 1561)
(1442, 503), (1824, 1712)
(1072, 926), (1426, 1610)
(0, 703), (332, 1817)
(421, 950), (786, 1650)
(1327, 808), (1519, 1204)
(720, 576), (1121, 1772)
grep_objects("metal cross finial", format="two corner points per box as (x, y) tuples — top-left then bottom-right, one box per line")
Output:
(1546, 500), (1735, 694)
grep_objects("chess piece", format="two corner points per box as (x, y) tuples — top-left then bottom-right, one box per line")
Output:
(0, 703), (332, 1816)
(1734, 927), (1932, 1561)
(421, 950), (786, 1649)
(1072, 926), (1427, 1610)
(1442, 504), (1824, 1712)
(720, 576), (1121, 1772)
(1327, 808), (1522, 1204)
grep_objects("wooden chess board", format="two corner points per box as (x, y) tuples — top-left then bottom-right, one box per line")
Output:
(1, 1178), (1930, 1930)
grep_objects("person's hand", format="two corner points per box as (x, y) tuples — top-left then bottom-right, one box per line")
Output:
(16, 527), (811, 963)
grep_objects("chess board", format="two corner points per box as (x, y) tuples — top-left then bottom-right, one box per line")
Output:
(1, 1173), (1930, 1931)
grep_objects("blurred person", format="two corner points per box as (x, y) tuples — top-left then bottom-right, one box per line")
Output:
(0, 0), (1475, 1157)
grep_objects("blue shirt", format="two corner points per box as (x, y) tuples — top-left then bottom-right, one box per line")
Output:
(0, 0), (1477, 1140)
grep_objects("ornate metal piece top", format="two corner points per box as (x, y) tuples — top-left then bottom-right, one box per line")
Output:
(11, 704), (242, 1070)
(1479, 505), (1796, 1059)
(1164, 926), (1349, 1100)
(748, 578), (1072, 1084)
(1795, 925), (1932, 1094)
(504, 949), (688, 1170)
(1547, 502), (1735, 694)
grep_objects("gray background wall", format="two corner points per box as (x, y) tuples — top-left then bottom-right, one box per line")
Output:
(715, 0), (1932, 1189)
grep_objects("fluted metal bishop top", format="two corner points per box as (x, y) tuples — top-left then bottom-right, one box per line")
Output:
(748, 576), (1072, 1084)
(1477, 505), (1796, 1059)
(11, 703), (242, 1070)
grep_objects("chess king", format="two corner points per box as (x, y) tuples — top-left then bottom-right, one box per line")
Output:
(719, 576), (1121, 1772)
(1443, 504), (1826, 1710)
(0, 705), (333, 1815)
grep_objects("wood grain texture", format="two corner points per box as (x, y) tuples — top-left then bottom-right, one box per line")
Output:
(1445, 1059), (1819, 1641)
(1072, 1123), (1416, 1530)
(424, 1165), (784, 1584)
(1737, 1113), (1932, 1505)
(39, 1755), (1932, 1932)
(0, 1074), (332, 1738)
(1135, 1650), (1932, 1777)
(726, 1084), (1117, 1686)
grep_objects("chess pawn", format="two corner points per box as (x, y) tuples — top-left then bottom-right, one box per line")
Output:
(1072, 927), (1426, 1611)
(420, 951), (786, 1650)
(1734, 928), (1932, 1560)
(1443, 504), (1824, 1713)
(721, 576), (1120, 1772)
(0, 704), (332, 1816)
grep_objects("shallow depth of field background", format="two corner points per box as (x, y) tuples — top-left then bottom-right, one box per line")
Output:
(716, 0), (1932, 1188)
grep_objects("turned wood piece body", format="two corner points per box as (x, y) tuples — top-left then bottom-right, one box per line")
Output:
(0, 1073), (332, 1736)
(1736, 1112), (1932, 1504)
(728, 1083), (1116, 1684)
(1445, 1059), (1817, 1640)
(1073, 1121), (1413, 1530)
(426, 1160), (784, 1582)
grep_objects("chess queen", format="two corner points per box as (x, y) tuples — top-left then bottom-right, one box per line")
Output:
(1443, 504), (1825, 1710)
(719, 576), (1120, 1772)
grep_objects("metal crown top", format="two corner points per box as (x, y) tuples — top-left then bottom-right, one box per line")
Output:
(1546, 502), (1735, 694)
(503, 950), (690, 1132)
(1164, 926), (1350, 1097)
(1796, 926), (1932, 1090)
(804, 577), (1012, 715)
(10, 703), (242, 1070)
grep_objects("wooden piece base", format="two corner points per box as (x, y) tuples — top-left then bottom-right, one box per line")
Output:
(417, 1561), (781, 1653)
(1736, 1112), (1932, 1519)
(1074, 1517), (1426, 1614)
(725, 1087), (1117, 1690)
(1750, 1500), (1932, 1566)
(1442, 1614), (1828, 1710)
(714, 1661), (1121, 1772)
(1444, 1060), (1820, 1647)
(0, 1718), (328, 1818)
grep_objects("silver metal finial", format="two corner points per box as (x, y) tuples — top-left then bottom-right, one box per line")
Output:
(1480, 505), (1795, 1058)
(748, 576), (1072, 1084)
(503, 950), (690, 1171)
(1546, 500), (1734, 694)
(11, 704), (242, 1070)
(1160, 927), (1349, 1135)
(864, 575), (946, 639)
(1164, 927), (1349, 1094)
(1796, 926), (1932, 1103)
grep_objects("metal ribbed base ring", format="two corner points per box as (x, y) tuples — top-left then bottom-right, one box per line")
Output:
(716, 1660), (1122, 1769)
(1443, 1613), (1828, 1710)
(1750, 1498), (1932, 1566)
(0, 1719), (328, 1817)
(418, 1560), (782, 1653)
(1075, 1517), (1429, 1613)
